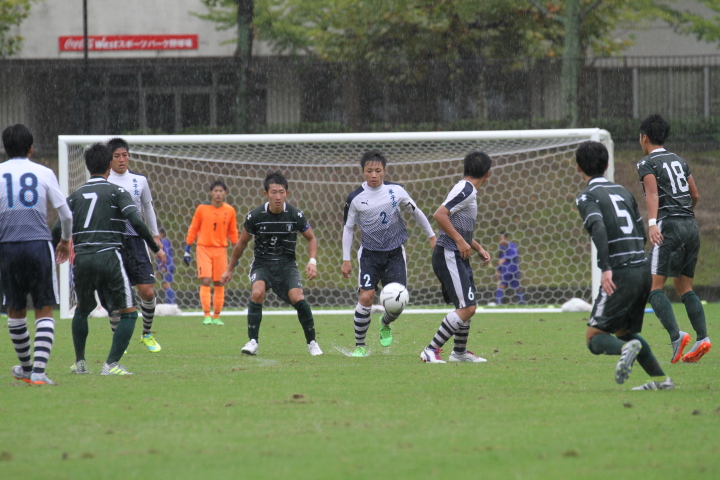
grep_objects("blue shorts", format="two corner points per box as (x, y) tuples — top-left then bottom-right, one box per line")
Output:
(432, 246), (477, 309)
(499, 271), (522, 289)
(357, 245), (407, 291)
(0, 241), (58, 310)
(122, 236), (156, 285)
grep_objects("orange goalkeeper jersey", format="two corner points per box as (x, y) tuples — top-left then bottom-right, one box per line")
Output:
(185, 203), (239, 247)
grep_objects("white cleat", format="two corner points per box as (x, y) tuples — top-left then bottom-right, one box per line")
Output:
(420, 347), (446, 363)
(308, 340), (323, 356)
(449, 350), (487, 363)
(241, 339), (259, 355)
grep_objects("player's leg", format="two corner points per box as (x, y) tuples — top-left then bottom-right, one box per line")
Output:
(100, 251), (138, 375)
(196, 245), (213, 324)
(510, 275), (526, 304)
(378, 246), (408, 347)
(71, 254), (98, 374)
(0, 243), (31, 382)
(287, 284), (322, 355)
(163, 266), (176, 304)
(121, 237), (160, 349)
(211, 247), (228, 324)
(243, 271), (267, 355)
(352, 247), (380, 356)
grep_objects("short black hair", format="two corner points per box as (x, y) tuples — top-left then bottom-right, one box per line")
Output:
(264, 171), (289, 192)
(639, 114), (670, 145)
(209, 180), (228, 192)
(360, 150), (387, 169)
(575, 141), (608, 177)
(107, 137), (130, 155)
(85, 143), (112, 175)
(2, 124), (33, 158)
(464, 151), (492, 178)
(158, 227), (166, 235)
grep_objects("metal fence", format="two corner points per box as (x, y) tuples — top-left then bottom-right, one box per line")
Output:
(1, 54), (720, 153)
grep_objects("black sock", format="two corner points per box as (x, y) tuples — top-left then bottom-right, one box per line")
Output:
(292, 299), (316, 343)
(648, 289), (680, 341)
(618, 333), (665, 377)
(72, 309), (91, 362)
(248, 301), (263, 341)
(587, 334), (625, 355)
(107, 311), (137, 364)
(681, 291), (707, 339)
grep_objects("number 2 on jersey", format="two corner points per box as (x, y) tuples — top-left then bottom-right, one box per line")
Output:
(379, 211), (388, 224)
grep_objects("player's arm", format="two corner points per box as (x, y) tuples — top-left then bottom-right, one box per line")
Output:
(184, 207), (202, 265)
(46, 174), (72, 263)
(221, 227), (252, 285)
(126, 211), (165, 265)
(341, 198), (357, 278)
(687, 174), (699, 210)
(140, 180), (161, 247)
(640, 173), (663, 246)
(587, 220), (615, 295)
(227, 206), (240, 245)
(471, 240), (491, 265)
(403, 196), (436, 248)
(433, 205), (471, 259)
(301, 226), (318, 280)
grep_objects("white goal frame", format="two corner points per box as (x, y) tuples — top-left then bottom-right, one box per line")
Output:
(58, 129), (613, 319)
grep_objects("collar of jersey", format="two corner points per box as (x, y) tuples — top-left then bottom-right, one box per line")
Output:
(588, 177), (609, 185)
(88, 176), (107, 182)
(264, 202), (287, 213)
(650, 147), (667, 154)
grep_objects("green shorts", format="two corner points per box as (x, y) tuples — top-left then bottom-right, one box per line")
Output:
(73, 249), (134, 313)
(249, 261), (303, 305)
(649, 216), (700, 278)
(588, 262), (651, 334)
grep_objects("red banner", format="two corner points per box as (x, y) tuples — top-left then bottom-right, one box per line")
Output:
(59, 35), (198, 52)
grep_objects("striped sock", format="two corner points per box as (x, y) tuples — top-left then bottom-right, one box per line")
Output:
(430, 312), (464, 350)
(109, 311), (121, 333)
(381, 310), (400, 326)
(140, 298), (156, 335)
(33, 318), (55, 374)
(354, 303), (372, 346)
(453, 322), (470, 353)
(8, 318), (31, 372)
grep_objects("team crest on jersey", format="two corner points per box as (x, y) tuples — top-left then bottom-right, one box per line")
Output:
(286, 224), (293, 232)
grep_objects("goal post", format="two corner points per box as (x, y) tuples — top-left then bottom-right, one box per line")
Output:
(58, 129), (613, 319)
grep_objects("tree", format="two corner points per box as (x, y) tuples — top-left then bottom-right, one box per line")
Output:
(0, 0), (40, 58)
(672, 0), (720, 45)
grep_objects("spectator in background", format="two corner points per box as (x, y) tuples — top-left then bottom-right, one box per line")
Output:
(494, 232), (525, 305)
(157, 228), (176, 304)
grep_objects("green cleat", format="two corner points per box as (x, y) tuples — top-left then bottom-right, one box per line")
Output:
(379, 321), (393, 347)
(352, 346), (367, 357)
(140, 334), (162, 352)
(212, 317), (225, 325)
(203, 315), (213, 325)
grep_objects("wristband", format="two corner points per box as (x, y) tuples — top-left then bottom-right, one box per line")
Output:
(185, 245), (191, 253)
(308, 258), (317, 265)
(648, 218), (657, 227)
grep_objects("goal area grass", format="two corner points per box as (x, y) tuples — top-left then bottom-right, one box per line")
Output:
(2, 305), (719, 479)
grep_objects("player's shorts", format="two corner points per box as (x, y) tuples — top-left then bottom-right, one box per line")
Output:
(649, 216), (700, 278)
(588, 262), (651, 334)
(197, 245), (228, 282)
(73, 249), (134, 313)
(250, 261), (303, 304)
(498, 271), (522, 289)
(357, 245), (407, 291)
(432, 245), (477, 309)
(0, 241), (58, 310)
(122, 235), (156, 285)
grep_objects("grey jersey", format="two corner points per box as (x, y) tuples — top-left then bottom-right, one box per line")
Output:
(436, 180), (477, 251)
(576, 177), (647, 270)
(636, 149), (694, 219)
(0, 158), (67, 243)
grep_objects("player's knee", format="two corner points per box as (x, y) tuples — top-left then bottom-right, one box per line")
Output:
(587, 337), (603, 355)
(251, 291), (265, 303)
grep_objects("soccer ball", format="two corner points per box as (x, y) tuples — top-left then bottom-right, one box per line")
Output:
(379, 282), (409, 315)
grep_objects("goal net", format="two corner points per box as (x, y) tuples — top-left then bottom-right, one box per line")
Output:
(58, 130), (613, 318)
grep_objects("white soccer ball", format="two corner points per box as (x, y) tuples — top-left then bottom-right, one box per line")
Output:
(379, 282), (409, 315)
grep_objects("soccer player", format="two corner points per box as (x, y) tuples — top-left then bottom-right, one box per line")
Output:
(637, 114), (711, 363)
(1, 124), (72, 385)
(342, 151), (436, 357)
(157, 228), (176, 304)
(185, 180), (239, 325)
(221, 171), (322, 356)
(494, 232), (526, 305)
(419, 151), (491, 364)
(575, 140), (673, 390)
(68, 143), (164, 376)
(106, 138), (163, 353)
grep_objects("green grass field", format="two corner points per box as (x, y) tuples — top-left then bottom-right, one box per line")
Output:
(2, 305), (719, 480)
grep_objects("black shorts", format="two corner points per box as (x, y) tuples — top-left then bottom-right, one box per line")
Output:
(73, 249), (135, 313)
(0, 241), (58, 310)
(649, 216), (700, 278)
(250, 261), (303, 305)
(432, 246), (477, 309)
(357, 246), (407, 291)
(588, 262), (651, 334)
(122, 236), (156, 286)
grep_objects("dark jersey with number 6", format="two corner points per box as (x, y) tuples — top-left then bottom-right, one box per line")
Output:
(243, 202), (310, 266)
(636, 150), (694, 219)
(67, 177), (138, 255)
(575, 177), (647, 270)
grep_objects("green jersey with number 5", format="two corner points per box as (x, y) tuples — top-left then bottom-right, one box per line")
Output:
(637, 150), (694, 219)
(67, 176), (138, 255)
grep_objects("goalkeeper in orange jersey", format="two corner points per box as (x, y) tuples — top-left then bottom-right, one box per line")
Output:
(185, 180), (239, 325)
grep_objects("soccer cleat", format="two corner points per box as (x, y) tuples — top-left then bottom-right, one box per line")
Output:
(308, 340), (323, 356)
(681, 337), (712, 363)
(212, 317), (225, 325)
(351, 346), (367, 357)
(70, 360), (90, 374)
(420, 347), (446, 363)
(100, 362), (133, 376)
(631, 376), (675, 391)
(615, 339), (642, 384)
(449, 350), (487, 363)
(379, 321), (393, 347)
(203, 315), (213, 325)
(241, 339), (258, 355)
(670, 331), (691, 363)
(140, 334), (162, 352)
(30, 373), (57, 385)
(11, 365), (31, 384)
